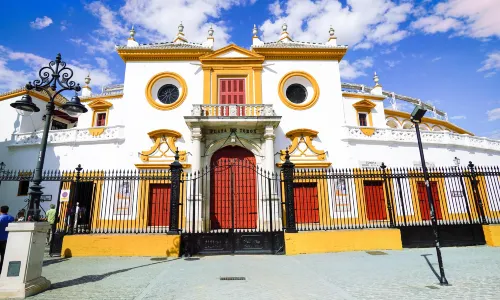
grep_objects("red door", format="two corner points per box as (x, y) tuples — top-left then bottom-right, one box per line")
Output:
(210, 146), (256, 229)
(219, 79), (246, 116)
(293, 183), (320, 223)
(149, 184), (171, 226)
(417, 181), (442, 220)
(363, 181), (387, 221)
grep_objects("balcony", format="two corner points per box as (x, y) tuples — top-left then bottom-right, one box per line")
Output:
(343, 126), (500, 152)
(185, 104), (281, 128)
(9, 125), (125, 147)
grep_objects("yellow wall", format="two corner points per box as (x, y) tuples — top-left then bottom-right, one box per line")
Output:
(284, 229), (402, 255)
(61, 234), (181, 257)
(483, 225), (500, 247)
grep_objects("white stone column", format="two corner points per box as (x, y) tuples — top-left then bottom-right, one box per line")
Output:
(188, 127), (203, 232)
(264, 125), (275, 172)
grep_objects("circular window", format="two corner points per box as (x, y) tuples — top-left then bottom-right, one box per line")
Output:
(278, 71), (320, 110)
(286, 84), (308, 104)
(145, 72), (188, 110)
(157, 84), (180, 104)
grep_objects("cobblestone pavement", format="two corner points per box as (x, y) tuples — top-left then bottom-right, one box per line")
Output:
(28, 246), (500, 300)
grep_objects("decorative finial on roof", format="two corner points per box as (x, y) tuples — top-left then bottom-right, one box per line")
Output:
(252, 24), (258, 37)
(282, 23), (288, 33)
(173, 21), (188, 43)
(85, 73), (91, 85)
(329, 25), (335, 37)
(371, 71), (383, 95)
(208, 25), (214, 37)
(82, 73), (92, 96)
(129, 25), (136, 40)
(178, 21), (184, 33)
(373, 72), (380, 86)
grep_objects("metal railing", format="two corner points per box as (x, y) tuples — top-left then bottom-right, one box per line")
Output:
(191, 104), (276, 117)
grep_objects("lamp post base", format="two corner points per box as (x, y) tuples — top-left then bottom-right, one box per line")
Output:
(0, 222), (51, 299)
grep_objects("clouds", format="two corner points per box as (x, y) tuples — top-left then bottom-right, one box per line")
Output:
(259, 0), (413, 49)
(411, 0), (500, 38)
(0, 45), (116, 93)
(339, 57), (374, 80)
(487, 108), (500, 121)
(30, 16), (53, 30)
(478, 51), (500, 78)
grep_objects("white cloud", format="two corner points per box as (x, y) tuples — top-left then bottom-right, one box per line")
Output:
(259, 0), (413, 49)
(450, 115), (466, 120)
(487, 108), (500, 121)
(431, 56), (442, 62)
(385, 60), (400, 68)
(412, 0), (500, 38)
(30, 16), (53, 30)
(60, 20), (68, 31)
(0, 45), (116, 93)
(339, 56), (374, 80)
(269, 0), (283, 17)
(478, 51), (500, 77)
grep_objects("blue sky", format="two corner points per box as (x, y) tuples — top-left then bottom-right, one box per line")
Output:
(0, 0), (499, 138)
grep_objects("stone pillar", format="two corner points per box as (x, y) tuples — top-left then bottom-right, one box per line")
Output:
(0, 222), (51, 298)
(264, 125), (275, 172)
(191, 127), (202, 174)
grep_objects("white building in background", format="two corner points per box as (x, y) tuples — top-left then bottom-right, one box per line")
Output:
(0, 23), (499, 214)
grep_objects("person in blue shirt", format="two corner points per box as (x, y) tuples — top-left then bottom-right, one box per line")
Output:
(0, 206), (15, 274)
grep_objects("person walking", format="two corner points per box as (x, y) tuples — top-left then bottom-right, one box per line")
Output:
(45, 204), (57, 245)
(0, 206), (15, 274)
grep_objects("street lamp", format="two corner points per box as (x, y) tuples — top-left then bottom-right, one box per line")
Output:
(10, 53), (87, 221)
(410, 105), (449, 286)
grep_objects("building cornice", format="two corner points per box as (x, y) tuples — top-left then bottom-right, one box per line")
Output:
(342, 91), (386, 101)
(0, 88), (67, 106)
(116, 48), (213, 62)
(251, 47), (347, 61)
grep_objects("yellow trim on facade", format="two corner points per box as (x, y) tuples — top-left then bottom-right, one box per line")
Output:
(210, 70), (255, 105)
(353, 100), (375, 135)
(117, 48), (213, 62)
(284, 229), (402, 255)
(62, 235), (181, 257)
(280, 128), (327, 162)
(278, 71), (320, 110)
(342, 91), (386, 101)
(81, 94), (123, 103)
(252, 47), (347, 61)
(275, 162), (332, 168)
(145, 72), (188, 111)
(140, 129), (187, 163)
(134, 163), (191, 169)
(384, 109), (473, 135)
(0, 89), (66, 106)
(353, 170), (393, 225)
(88, 99), (113, 136)
(483, 225), (500, 247)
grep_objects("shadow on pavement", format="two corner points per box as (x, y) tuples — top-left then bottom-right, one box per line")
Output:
(49, 258), (181, 290)
(43, 258), (69, 267)
(421, 254), (440, 281)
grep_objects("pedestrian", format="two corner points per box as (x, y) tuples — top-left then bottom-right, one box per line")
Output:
(45, 204), (57, 245)
(16, 209), (25, 222)
(0, 206), (15, 274)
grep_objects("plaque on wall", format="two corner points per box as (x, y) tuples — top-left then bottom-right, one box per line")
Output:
(7, 261), (21, 277)
(359, 161), (383, 169)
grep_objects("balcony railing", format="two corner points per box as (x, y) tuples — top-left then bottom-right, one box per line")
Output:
(343, 126), (500, 152)
(191, 104), (276, 117)
(9, 125), (125, 147)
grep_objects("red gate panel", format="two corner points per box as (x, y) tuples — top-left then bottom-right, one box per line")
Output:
(363, 181), (387, 221)
(149, 184), (171, 226)
(417, 181), (443, 220)
(210, 146), (256, 229)
(293, 182), (319, 223)
(219, 79), (246, 116)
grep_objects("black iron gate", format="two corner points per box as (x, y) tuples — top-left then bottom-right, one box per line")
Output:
(180, 158), (285, 255)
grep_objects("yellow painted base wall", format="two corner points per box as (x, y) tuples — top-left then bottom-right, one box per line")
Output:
(61, 234), (181, 257)
(483, 225), (500, 247)
(285, 229), (403, 255)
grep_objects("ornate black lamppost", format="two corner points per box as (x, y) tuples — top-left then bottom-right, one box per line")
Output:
(411, 105), (448, 286)
(10, 53), (87, 221)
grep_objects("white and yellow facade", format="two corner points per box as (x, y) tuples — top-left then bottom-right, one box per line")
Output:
(0, 23), (499, 219)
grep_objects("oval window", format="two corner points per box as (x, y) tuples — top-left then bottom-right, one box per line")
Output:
(286, 84), (308, 104)
(157, 84), (180, 104)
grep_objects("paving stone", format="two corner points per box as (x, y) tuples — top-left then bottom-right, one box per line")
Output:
(28, 246), (500, 300)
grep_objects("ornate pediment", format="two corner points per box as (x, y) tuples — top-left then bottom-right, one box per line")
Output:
(140, 129), (186, 163)
(278, 128), (330, 167)
(352, 100), (376, 112)
(200, 44), (264, 64)
(88, 99), (113, 110)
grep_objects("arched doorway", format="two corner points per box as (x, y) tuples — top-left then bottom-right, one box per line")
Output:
(210, 146), (257, 230)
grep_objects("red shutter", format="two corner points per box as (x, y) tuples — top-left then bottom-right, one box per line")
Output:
(219, 79), (246, 116)
(96, 113), (106, 127)
(364, 181), (387, 221)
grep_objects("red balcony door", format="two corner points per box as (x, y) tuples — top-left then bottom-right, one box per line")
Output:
(210, 146), (257, 229)
(293, 182), (319, 223)
(219, 78), (246, 116)
(363, 181), (387, 221)
(149, 184), (171, 226)
(417, 181), (442, 220)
